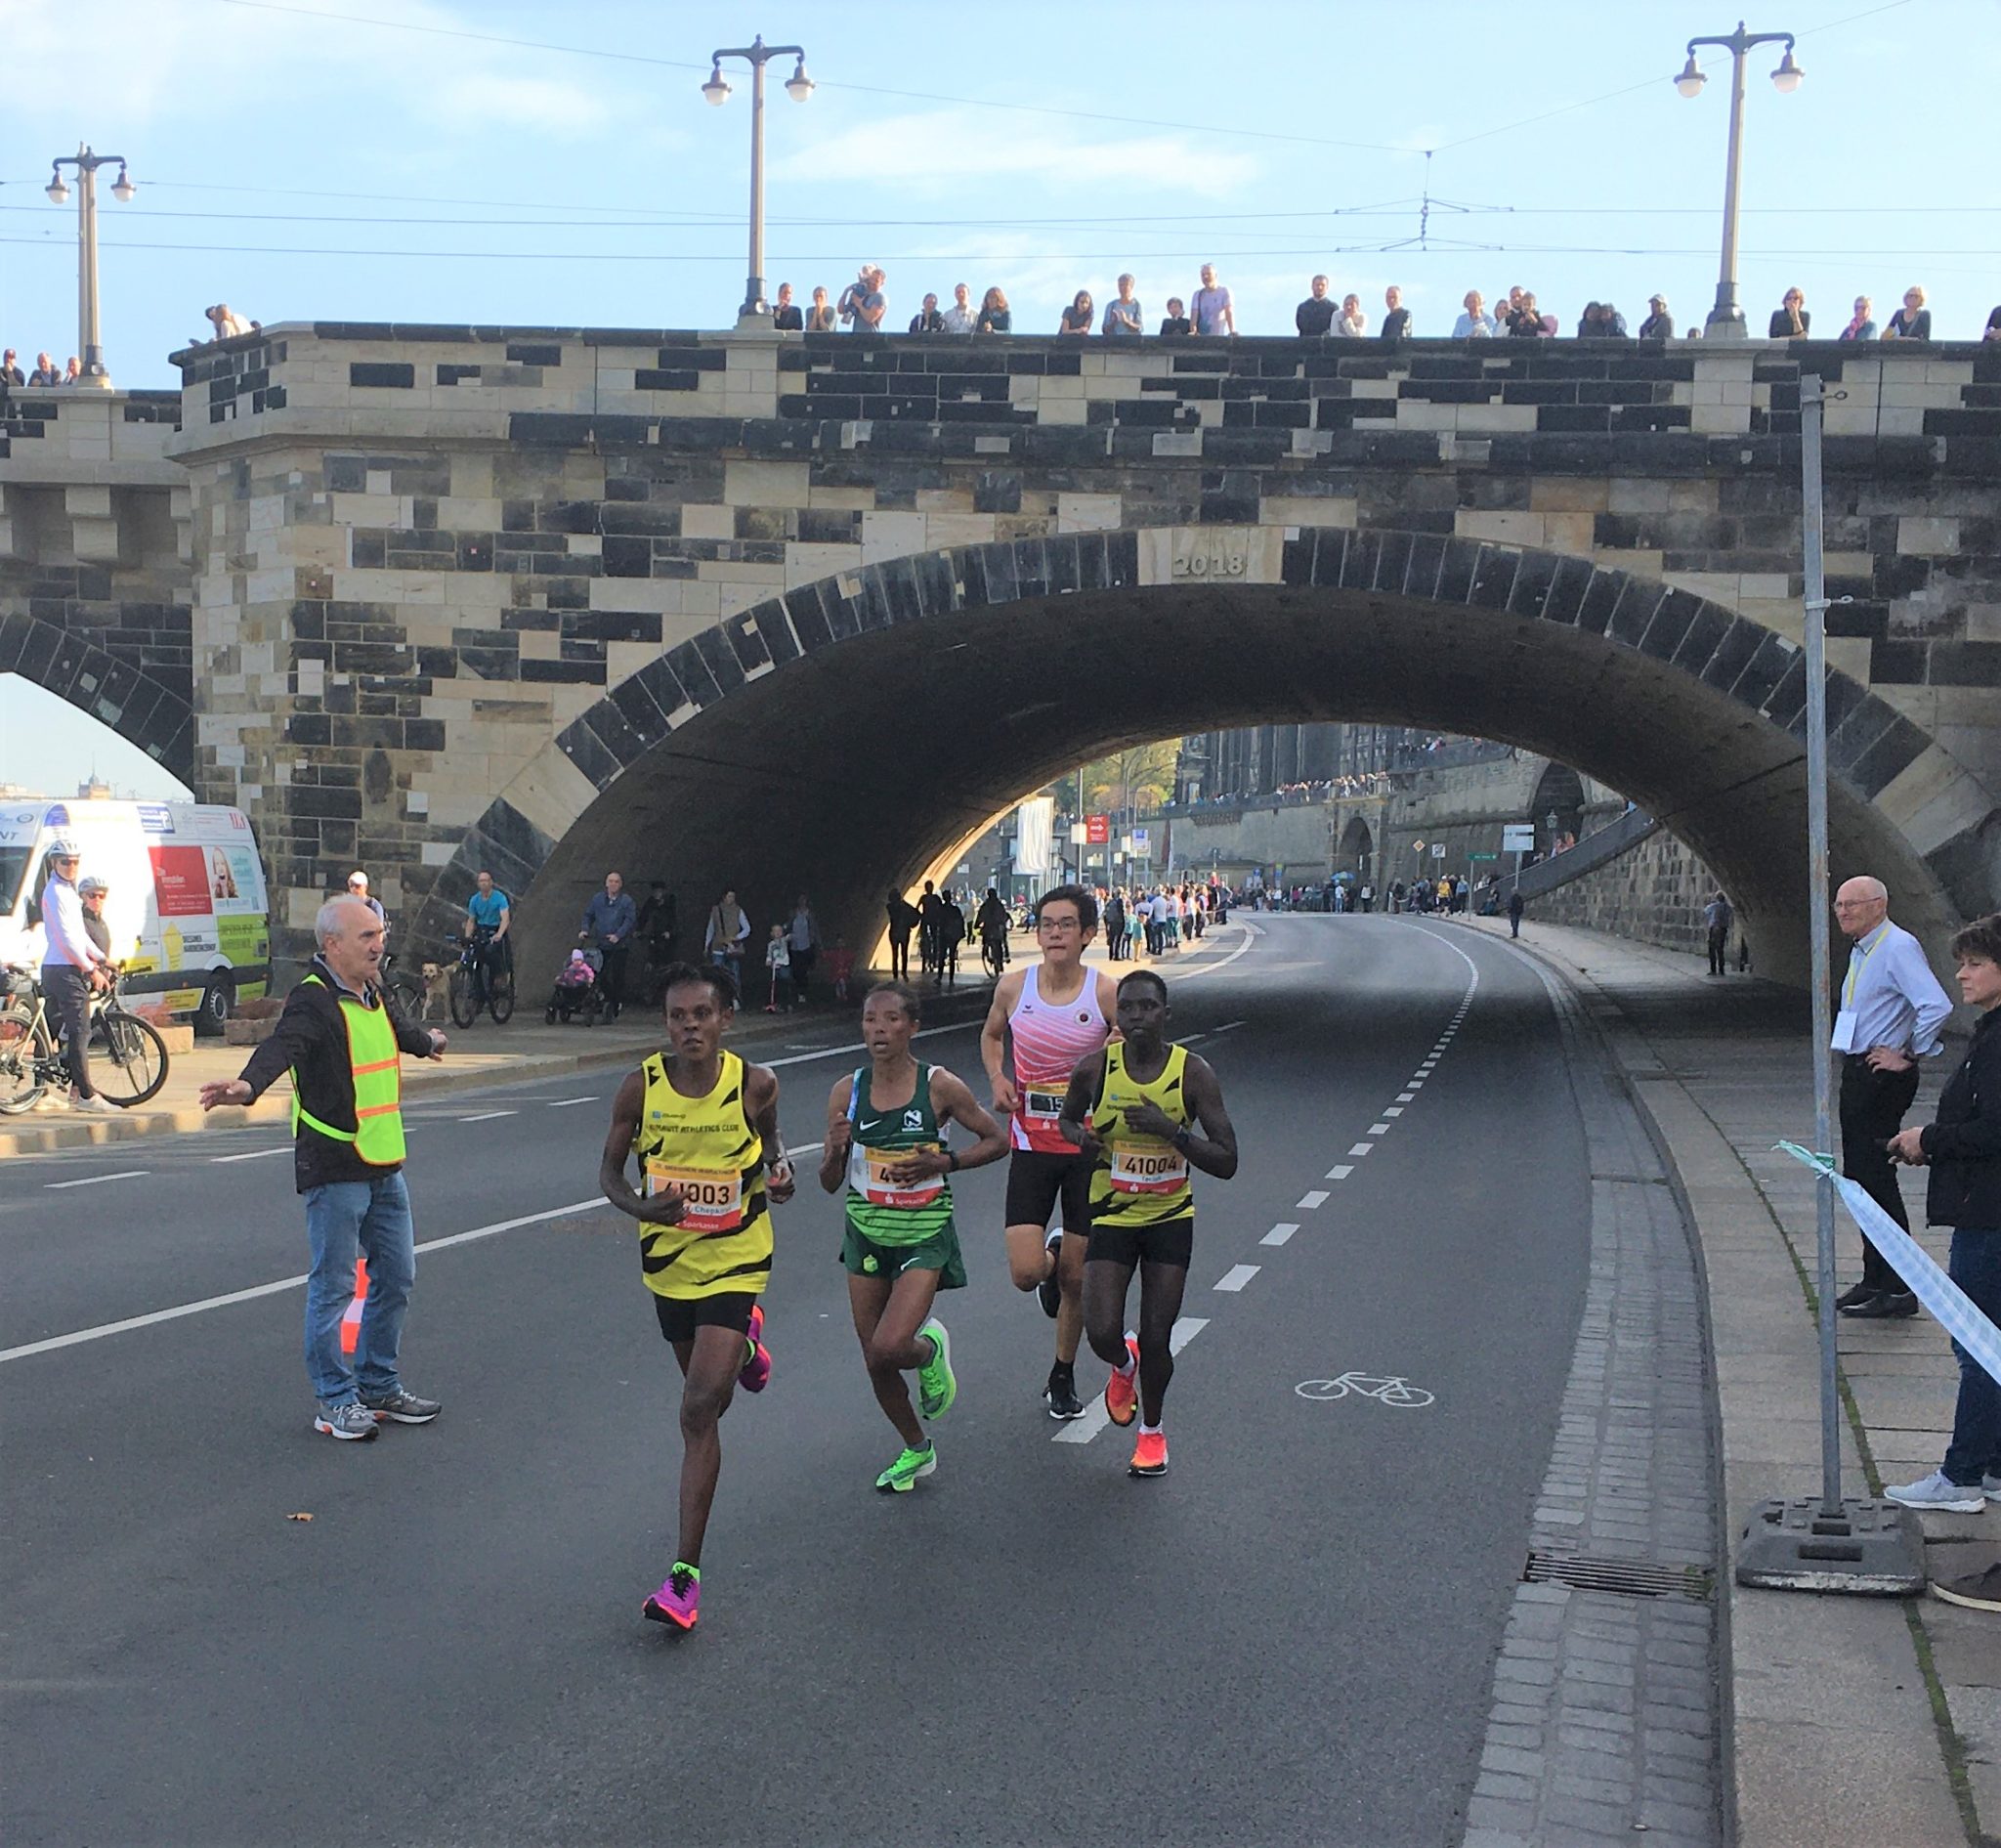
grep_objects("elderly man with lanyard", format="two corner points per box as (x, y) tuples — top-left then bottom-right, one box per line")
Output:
(1832, 876), (1954, 1319)
(39, 837), (117, 1112)
(198, 896), (447, 1440)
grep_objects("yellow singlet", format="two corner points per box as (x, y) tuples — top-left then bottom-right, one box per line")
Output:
(1087, 1042), (1195, 1228)
(630, 1049), (772, 1300)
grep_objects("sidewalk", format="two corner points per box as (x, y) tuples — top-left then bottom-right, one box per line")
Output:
(1462, 915), (1995, 1848)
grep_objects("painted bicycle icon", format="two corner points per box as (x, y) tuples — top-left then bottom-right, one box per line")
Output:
(1295, 1371), (1434, 1408)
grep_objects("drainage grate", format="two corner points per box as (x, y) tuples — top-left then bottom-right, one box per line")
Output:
(1523, 1551), (1716, 1602)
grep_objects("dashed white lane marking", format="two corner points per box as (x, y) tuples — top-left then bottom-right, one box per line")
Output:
(1053, 1315), (1210, 1444)
(457, 1110), (517, 1123)
(0, 1196), (606, 1364)
(1298, 1188), (1330, 1209)
(1383, 1106), (1404, 1117)
(1261, 1223), (1300, 1246)
(1348, 1142), (1374, 1157)
(545, 1096), (597, 1108)
(1212, 1020), (1248, 1034)
(1396, 1092), (1417, 1102)
(209, 1145), (292, 1164)
(1214, 1263), (1260, 1292)
(1368, 1123), (1391, 1137)
(1326, 1164), (1354, 1181)
(44, 1170), (149, 1190)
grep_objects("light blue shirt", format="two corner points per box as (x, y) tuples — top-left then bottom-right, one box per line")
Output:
(1838, 920), (1952, 1056)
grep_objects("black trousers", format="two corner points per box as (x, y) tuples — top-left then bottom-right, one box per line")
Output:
(889, 933), (911, 979)
(1707, 925), (1728, 975)
(44, 963), (95, 1098)
(1839, 1055), (1921, 1291)
(597, 943), (629, 1015)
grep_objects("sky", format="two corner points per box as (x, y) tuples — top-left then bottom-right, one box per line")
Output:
(1, 0), (1996, 792)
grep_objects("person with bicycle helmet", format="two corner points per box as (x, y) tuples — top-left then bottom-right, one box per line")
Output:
(77, 877), (114, 961)
(39, 838), (115, 1112)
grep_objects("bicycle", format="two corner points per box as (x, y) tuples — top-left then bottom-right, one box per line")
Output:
(980, 931), (1009, 978)
(377, 949), (427, 1021)
(0, 966), (171, 1113)
(449, 930), (515, 1028)
(1294, 1371), (1434, 1408)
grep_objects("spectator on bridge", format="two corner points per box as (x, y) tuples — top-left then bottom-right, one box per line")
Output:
(1102, 276), (1143, 337)
(704, 887), (751, 984)
(1451, 291), (1494, 338)
(1380, 285), (1412, 339)
(1577, 301), (1607, 338)
(840, 267), (887, 332)
(203, 304), (255, 341)
(804, 285), (837, 332)
(975, 286), (1011, 335)
(771, 282), (802, 331)
(1, 348), (22, 386)
(909, 293), (946, 334)
(1704, 890), (1733, 976)
(1883, 285), (1932, 341)
(1768, 287), (1809, 338)
(1334, 293), (1367, 337)
(62, 356), (81, 383)
(1191, 264), (1235, 336)
(1058, 290), (1094, 336)
(1499, 285), (1527, 327)
(1506, 292), (1554, 337)
(1985, 305), (2001, 342)
(1600, 302), (1629, 336)
(1839, 295), (1877, 341)
(940, 282), (977, 334)
(1159, 298), (1192, 337)
(1639, 295), (1675, 340)
(1296, 276), (1336, 337)
(27, 351), (61, 386)
(580, 871), (637, 1023)
(1831, 875), (1953, 1321)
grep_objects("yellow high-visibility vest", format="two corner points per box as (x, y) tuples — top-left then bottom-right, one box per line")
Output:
(292, 974), (406, 1165)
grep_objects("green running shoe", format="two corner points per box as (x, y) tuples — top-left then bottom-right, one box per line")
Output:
(875, 1441), (937, 1493)
(915, 1317), (957, 1420)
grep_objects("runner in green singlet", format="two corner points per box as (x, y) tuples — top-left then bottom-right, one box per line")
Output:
(820, 981), (1007, 1492)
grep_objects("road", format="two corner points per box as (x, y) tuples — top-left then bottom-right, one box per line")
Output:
(4, 917), (1598, 1847)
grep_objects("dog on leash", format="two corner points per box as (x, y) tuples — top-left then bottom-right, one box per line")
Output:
(419, 962), (450, 1021)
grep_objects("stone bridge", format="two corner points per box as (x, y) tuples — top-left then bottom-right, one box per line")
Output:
(4, 324), (1999, 987)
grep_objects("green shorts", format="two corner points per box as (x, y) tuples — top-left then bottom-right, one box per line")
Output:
(840, 1218), (968, 1290)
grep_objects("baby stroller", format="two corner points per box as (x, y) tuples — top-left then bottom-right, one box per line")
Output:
(545, 947), (605, 1026)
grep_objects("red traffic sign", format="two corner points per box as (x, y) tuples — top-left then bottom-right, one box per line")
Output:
(1086, 814), (1111, 844)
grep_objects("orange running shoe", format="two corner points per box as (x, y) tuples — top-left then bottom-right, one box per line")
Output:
(1103, 1333), (1140, 1427)
(1128, 1430), (1169, 1478)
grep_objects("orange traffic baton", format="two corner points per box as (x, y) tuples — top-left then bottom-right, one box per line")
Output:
(339, 1258), (367, 1356)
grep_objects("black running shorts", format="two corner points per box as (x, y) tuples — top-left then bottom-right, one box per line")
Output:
(653, 1290), (759, 1345)
(1086, 1217), (1194, 1271)
(1003, 1148), (1093, 1236)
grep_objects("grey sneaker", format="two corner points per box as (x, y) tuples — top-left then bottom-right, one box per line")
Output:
(1885, 1470), (1985, 1513)
(359, 1387), (441, 1425)
(314, 1400), (380, 1441)
(1983, 1475), (2001, 1503)
(1933, 1563), (2001, 1612)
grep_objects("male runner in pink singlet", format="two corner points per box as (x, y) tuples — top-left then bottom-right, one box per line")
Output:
(980, 883), (1120, 1417)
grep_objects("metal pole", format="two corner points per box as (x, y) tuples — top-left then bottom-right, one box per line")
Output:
(1709, 42), (1749, 336)
(743, 54), (767, 319)
(77, 153), (103, 377)
(1801, 372), (1842, 1516)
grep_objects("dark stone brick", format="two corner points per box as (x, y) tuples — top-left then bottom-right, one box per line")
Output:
(1403, 533), (1449, 603)
(556, 715), (622, 785)
(602, 536), (651, 578)
(1669, 602), (1732, 675)
(1575, 568), (1625, 637)
(610, 671), (672, 747)
(1605, 578), (1665, 647)
(349, 363), (415, 389)
(691, 626), (746, 695)
(1541, 554), (1597, 626)
(1927, 642), (2001, 687)
(1372, 530), (1415, 596)
(1869, 637), (1928, 683)
(522, 658), (607, 685)
(1847, 713), (1929, 798)
(1506, 549), (1559, 619)
(1763, 652), (1809, 728)
(1638, 588), (1705, 662)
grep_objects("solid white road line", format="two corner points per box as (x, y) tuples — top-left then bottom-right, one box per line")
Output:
(457, 1110), (517, 1124)
(1261, 1223), (1300, 1246)
(1214, 1263), (1260, 1292)
(0, 1196), (606, 1364)
(1326, 1164), (1354, 1181)
(545, 1096), (597, 1108)
(44, 1170), (149, 1190)
(1052, 1315), (1211, 1444)
(209, 1145), (293, 1164)
(1297, 1188), (1330, 1209)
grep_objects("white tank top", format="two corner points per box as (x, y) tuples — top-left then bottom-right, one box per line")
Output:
(1007, 964), (1110, 1153)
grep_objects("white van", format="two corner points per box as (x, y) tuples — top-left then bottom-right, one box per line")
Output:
(0, 798), (272, 1029)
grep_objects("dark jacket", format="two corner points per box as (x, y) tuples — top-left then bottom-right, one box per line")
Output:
(580, 888), (637, 946)
(1921, 1010), (2001, 1227)
(237, 955), (435, 1193)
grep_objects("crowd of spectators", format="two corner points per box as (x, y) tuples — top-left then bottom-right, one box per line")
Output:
(766, 262), (2001, 344)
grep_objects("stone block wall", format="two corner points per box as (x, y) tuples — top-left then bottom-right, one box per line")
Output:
(1527, 828), (1724, 957)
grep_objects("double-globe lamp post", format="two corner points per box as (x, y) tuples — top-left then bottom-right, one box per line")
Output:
(1676, 22), (1803, 340)
(45, 145), (136, 388)
(702, 35), (813, 326)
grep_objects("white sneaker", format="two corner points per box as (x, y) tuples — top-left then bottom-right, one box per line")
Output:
(1885, 1471), (1986, 1514)
(72, 1093), (119, 1114)
(1983, 1475), (2001, 1503)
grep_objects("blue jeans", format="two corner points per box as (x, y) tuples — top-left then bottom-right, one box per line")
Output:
(1942, 1228), (2001, 1486)
(303, 1172), (415, 1405)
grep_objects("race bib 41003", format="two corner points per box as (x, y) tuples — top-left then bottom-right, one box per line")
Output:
(645, 1161), (745, 1232)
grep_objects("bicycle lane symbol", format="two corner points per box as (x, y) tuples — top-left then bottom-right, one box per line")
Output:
(1295, 1371), (1434, 1408)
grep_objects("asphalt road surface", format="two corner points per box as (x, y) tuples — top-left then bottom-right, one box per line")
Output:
(4, 916), (1595, 1848)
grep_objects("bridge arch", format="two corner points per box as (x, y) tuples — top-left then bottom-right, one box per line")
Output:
(0, 612), (194, 781)
(1338, 814), (1375, 885)
(410, 523), (1982, 989)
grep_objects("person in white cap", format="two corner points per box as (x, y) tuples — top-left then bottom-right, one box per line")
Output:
(38, 837), (116, 1111)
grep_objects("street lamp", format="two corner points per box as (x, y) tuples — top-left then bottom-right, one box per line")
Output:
(45, 144), (136, 388)
(1676, 21), (1802, 340)
(702, 34), (812, 325)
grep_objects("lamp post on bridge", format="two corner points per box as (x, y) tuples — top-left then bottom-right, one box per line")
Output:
(702, 35), (813, 327)
(44, 145), (136, 389)
(1675, 21), (1802, 340)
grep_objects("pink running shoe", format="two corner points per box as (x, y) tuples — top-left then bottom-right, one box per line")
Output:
(738, 1302), (772, 1394)
(643, 1562), (701, 1630)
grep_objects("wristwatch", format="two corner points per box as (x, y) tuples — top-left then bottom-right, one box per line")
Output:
(1172, 1126), (1194, 1153)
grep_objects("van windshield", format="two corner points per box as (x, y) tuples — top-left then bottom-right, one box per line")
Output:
(0, 847), (29, 918)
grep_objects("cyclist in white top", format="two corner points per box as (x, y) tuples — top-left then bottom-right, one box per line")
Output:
(38, 837), (115, 1111)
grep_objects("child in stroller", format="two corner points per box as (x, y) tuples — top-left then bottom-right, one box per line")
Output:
(545, 946), (604, 1025)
